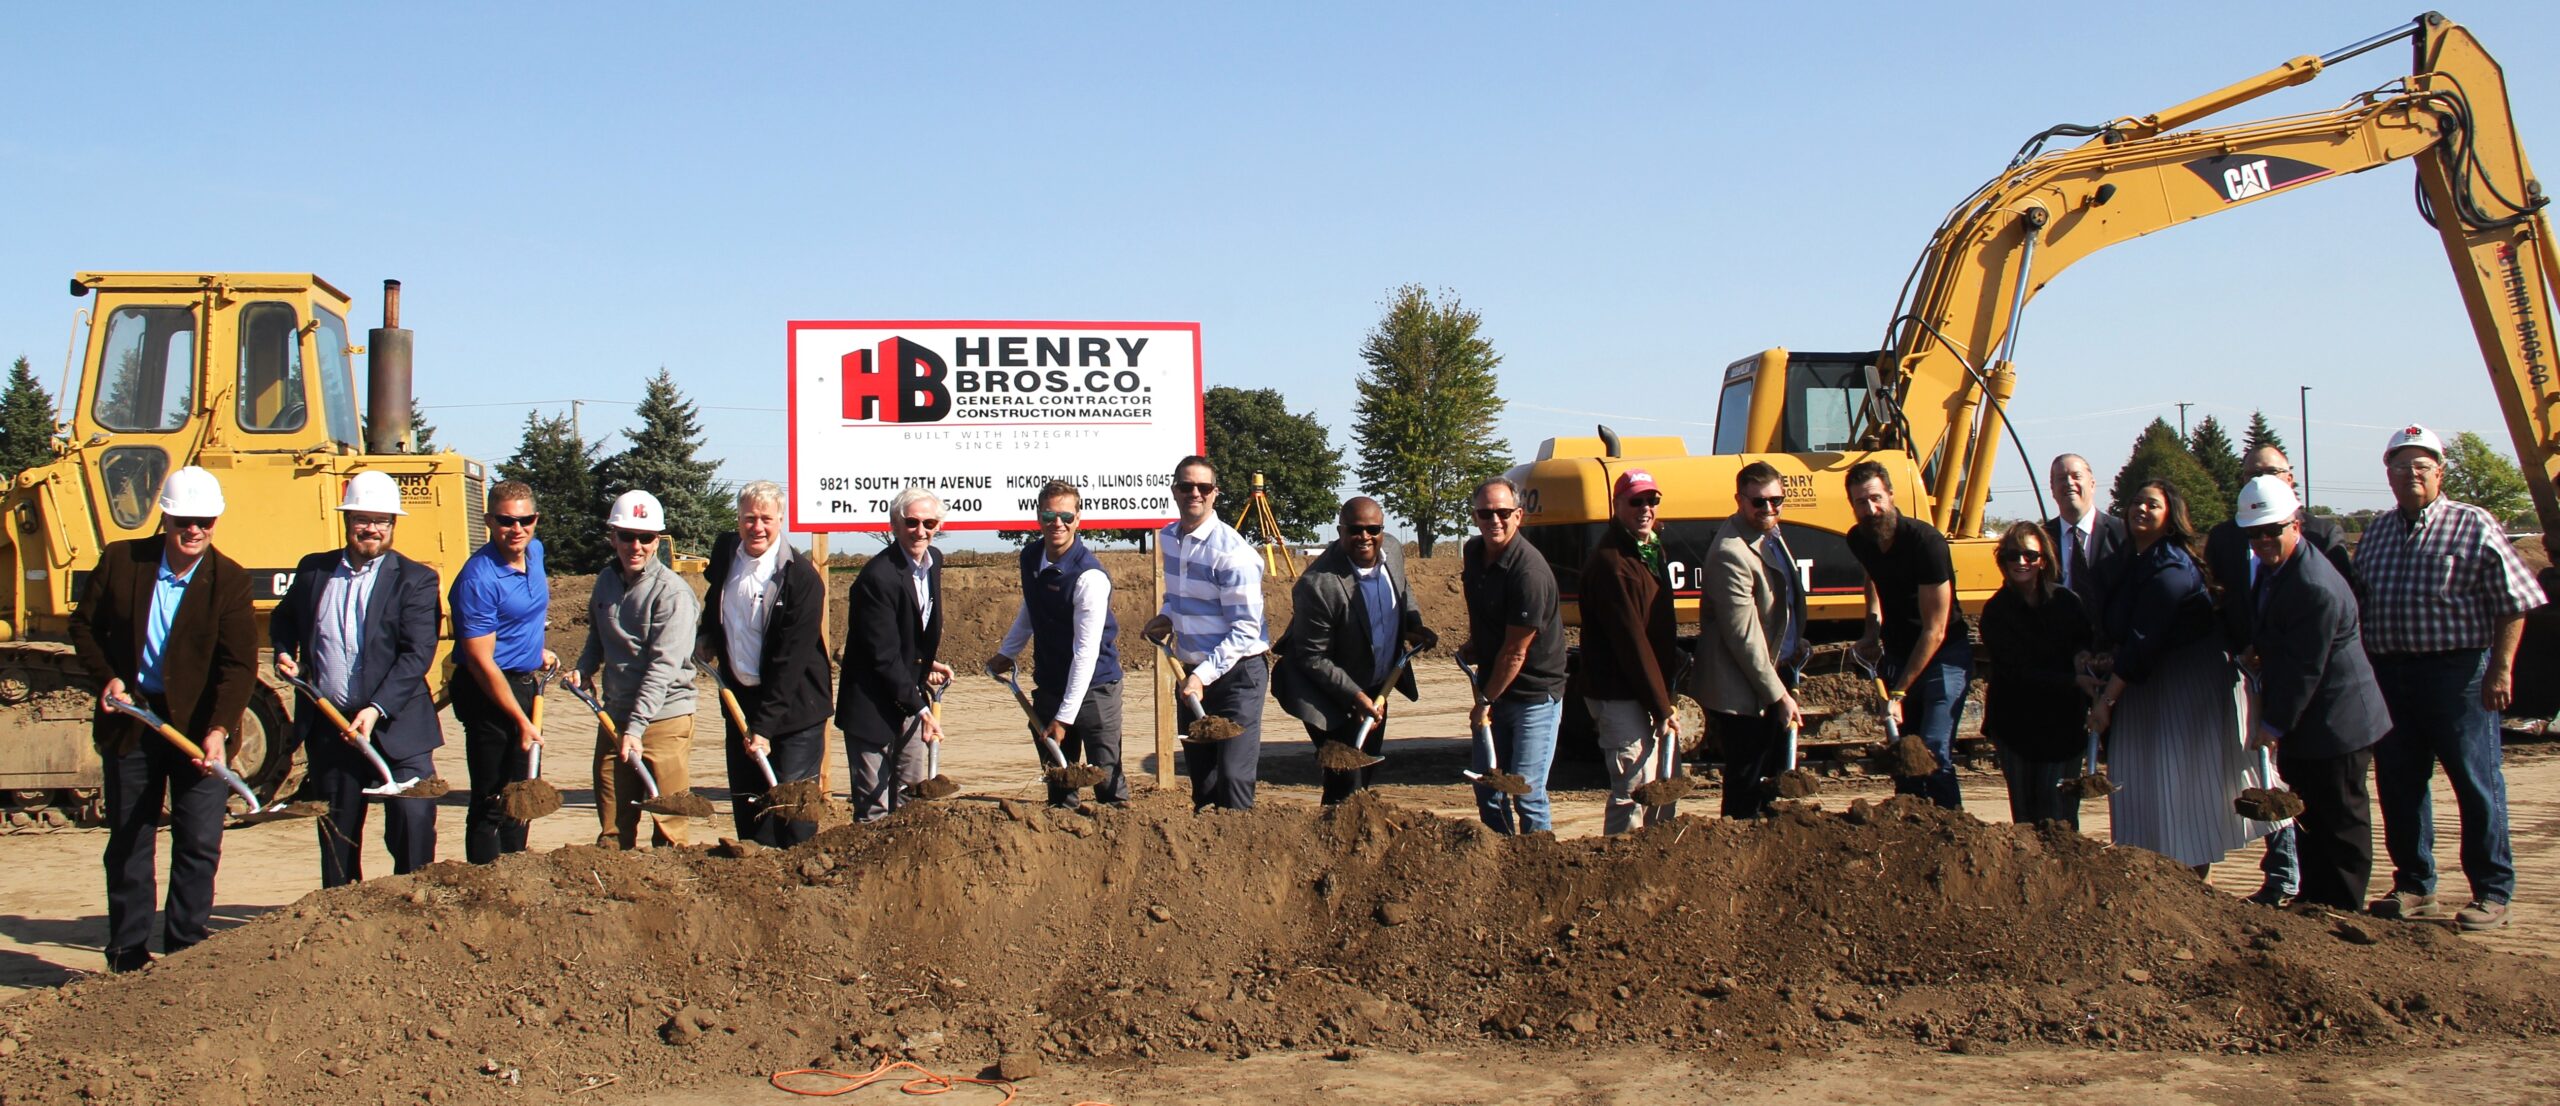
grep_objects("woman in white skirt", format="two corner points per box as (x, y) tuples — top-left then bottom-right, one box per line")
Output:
(2084, 480), (2283, 875)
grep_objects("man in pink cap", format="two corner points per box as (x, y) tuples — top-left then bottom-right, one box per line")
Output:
(1580, 468), (1686, 833)
(2355, 425), (2544, 930)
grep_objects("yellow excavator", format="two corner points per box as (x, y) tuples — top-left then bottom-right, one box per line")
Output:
(1512, 11), (2553, 638)
(0, 276), (485, 827)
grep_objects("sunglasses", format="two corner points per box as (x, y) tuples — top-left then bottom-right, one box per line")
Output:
(1037, 509), (1078, 526)
(896, 516), (941, 531)
(1999, 549), (2046, 565)
(489, 512), (540, 529)
(611, 529), (659, 545)
(1624, 493), (1662, 508)
(1171, 481), (1218, 495)
(1745, 495), (1785, 510)
(1473, 507), (1519, 522)
(1342, 523), (1385, 536)
(167, 516), (217, 532)
(2244, 522), (2291, 540)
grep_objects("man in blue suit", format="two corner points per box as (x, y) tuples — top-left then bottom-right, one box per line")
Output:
(2236, 476), (2390, 912)
(272, 472), (445, 887)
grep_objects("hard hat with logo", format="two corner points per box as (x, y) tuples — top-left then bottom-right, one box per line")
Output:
(337, 470), (408, 516)
(607, 489), (666, 532)
(2383, 424), (2445, 462)
(157, 466), (227, 518)
(2232, 474), (2302, 529)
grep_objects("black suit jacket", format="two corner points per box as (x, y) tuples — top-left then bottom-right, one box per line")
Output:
(834, 545), (942, 745)
(2251, 543), (2389, 759)
(699, 532), (833, 736)
(2043, 512), (2127, 606)
(2204, 513), (2359, 654)
(69, 537), (259, 755)
(269, 548), (444, 760)
(1273, 540), (1422, 732)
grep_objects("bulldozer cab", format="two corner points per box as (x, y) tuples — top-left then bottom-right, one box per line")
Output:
(1709, 349), (1878, 457)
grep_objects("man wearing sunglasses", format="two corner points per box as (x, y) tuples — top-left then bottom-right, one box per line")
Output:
(1459, 476), (1566, 833)
(450, 480), (558, 863)
(838, 487), (953, 821)
(573, 489), (702, 848)
(1581, 470), (1688, 832)
(991, 480), (1126, 806)
(1274, 496), (1434, 805)
(1692, 462), (1809, 819)
(69, 465), (258, 972)
(1141, 456), (1270, 812)
(272, 471), (444, 886)
(2230, 476), (2387, 912)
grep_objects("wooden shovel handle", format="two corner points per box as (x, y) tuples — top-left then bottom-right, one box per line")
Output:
(718, 685), (752, 736)
(149, 720), (208, 762)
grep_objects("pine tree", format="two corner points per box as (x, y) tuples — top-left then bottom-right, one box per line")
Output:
(0, 356), (59, 483)
(497, 409), (605, 574)
(2187, 415), (2244, 507)
(596, 369), (725, 558)
(2242, 410), (2288, 458)
(2111, 417), (2228, 529)
(1352, 285), (1510, 557)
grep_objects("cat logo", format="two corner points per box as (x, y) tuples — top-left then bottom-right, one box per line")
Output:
(2184, 153), (2333, 203)
(2223, 159), (2275, 200)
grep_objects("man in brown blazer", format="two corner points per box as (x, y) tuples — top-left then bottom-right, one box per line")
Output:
(1689, 461), (1809, 818)
(68, 466), (260, 972)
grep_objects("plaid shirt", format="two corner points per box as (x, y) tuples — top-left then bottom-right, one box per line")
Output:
(2354, 495), (2545, 655)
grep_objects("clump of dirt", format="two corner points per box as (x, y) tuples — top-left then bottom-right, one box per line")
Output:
(7, 794), (2554, 1105)
(1630, 774), (1697, 807)
(766, 778), (831, 815)
(497, 779), (563, 822)
(1886, 734), (1938, 778)
(2235, 787), (2307, 822)
(639, 790), (716, 820)
(1774, 768), (1823, 798)
(2063, 771), (2117, 799)
(1047, 764), (1110, 790)
(1316, 742), (1383, 773)
(1478, 770), (1532, 796)
(399, 777), (453, 801)
(1184, 716), (1244, 743)
(906, 774), (964, 800)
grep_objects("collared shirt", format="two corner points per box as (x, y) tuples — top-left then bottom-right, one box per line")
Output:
(906, 547), (934, 629)
(577, 558), (701, 728)
(1354, 560), (1399, 688)
(998, 550), (1115, 723)
(2356, 494), (2545, 654)
(1158, 516), (1268, 684)
(2057, 513), (2096, 594)
(719, 540), (786, 686)
(450, 537), (549, 672)
(310, 553), (383, 706)
(137, 553), (202, 695)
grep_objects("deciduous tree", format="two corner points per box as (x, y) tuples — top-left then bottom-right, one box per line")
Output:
(2441, 430), (2532, 524)
(1206, 386), (1344, 544)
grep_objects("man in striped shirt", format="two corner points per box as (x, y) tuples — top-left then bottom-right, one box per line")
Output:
(2356, 425), (2546, 931)
(1142, 456), (1271, 811)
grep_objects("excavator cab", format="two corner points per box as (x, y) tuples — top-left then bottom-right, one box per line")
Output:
(1708, 349), (1877, 456)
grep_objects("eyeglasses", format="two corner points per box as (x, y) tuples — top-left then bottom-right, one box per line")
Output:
(167, 516), (217, 532)
(1171, 481), (1218, 496)
(1473, 507), (1519, 522)
(1342, 523), (1385, 536)
(345, 515), (395, 531)
(1745, 495), (1785, 510)
(1999, 549), (2046, 565)
(2387, 460), (2442, 475)
(489, 512), (540, 529)
(1037, 509), (1078, 526)
(896, 516), (941, 531)
(1624, 493), (1662, 508)
(2245, 466), (2292, 479)
(611, 529), (659, 545)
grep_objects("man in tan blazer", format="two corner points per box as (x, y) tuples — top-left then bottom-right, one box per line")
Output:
(1690, 461), (1809, 817)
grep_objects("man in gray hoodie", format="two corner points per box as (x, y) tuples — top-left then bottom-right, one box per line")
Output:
(573, 489), (702, 848)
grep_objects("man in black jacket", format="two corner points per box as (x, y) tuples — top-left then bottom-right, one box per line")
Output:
(2236, 475), (2390, 911)
(836, 488), (951, 822)
(2043, 453), (2125, 603)
(701, 481), (833, 845)
(1274, 497), (1433, 805)
(271, 471), (443, 886)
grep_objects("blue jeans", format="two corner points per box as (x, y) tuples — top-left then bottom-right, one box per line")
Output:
(1474, 695), (1560, 833)
(2258, 825), (2300, 896)
(1888, 635), (1972, 810)
(2371, 649), (2513, 905)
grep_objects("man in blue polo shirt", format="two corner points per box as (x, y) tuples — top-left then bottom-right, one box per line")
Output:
(450, 480), (557, 863)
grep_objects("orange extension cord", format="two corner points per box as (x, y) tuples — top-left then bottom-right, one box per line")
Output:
(770, 1058), (1113, 1106)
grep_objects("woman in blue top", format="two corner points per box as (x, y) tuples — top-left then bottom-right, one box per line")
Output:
(2084, 480), (2281, 874)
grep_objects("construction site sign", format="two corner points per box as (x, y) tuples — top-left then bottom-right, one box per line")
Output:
(786, 320), (1205, 531)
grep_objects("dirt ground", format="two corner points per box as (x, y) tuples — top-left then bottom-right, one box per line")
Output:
(7, 553), (2560, 1105)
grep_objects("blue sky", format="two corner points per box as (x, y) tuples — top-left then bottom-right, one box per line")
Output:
(4, 2), (2553, 546)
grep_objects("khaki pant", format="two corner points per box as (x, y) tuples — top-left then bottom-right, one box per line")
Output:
(1591, 698), (1675, 835)
(594, 713), (695, 848)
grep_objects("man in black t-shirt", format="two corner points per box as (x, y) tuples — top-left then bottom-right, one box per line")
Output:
(1459, 477), (1567, 833)
(1844, 460), (1974, 809)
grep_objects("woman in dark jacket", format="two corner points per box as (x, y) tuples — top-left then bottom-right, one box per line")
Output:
(1978, 521), (2094, 828)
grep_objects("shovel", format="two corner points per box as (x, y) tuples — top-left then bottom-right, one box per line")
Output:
(1150, 638), (1240, 743)
(1630, 715), (1696, 809)
(901, 682), (961, 801)
(2234, 744), (2305, 822)
(2061, 729), (2117, 799)
(499, 671), (564, 822)
(562, 677), (712, 820)
(1453, 656), (1531, 834)
(1854, 651), (1936, 779)
(990, 663), (1106, 792)
(101, 695), (321, 825)
(1324, 644), (1423, 774)
(1769, 720), (1823, 799)
(273, 668), (450, 800)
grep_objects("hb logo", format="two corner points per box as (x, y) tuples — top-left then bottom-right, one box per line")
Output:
(842, 338), (953, 423)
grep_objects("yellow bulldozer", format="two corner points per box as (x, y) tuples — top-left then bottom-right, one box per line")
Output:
(0, 274), (486, 827)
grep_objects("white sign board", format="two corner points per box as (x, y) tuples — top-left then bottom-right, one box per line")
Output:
(786, 320), (1204, 532)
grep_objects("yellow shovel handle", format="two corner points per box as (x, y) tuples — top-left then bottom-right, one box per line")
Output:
(718, 685), (752, 736)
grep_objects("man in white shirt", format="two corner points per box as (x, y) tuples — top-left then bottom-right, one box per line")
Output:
(990, 481), (1125, 806)
(699, 481), (833, 846)
(2042, 453), (2125, 602)
(1142, 456), (1271, 811)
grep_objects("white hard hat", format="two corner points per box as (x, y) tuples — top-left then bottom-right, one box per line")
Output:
(2232, 474), (2302, 529)
(2384, 424), (2445, 462)
(336, 470), (408, 516)
(607, 489), (666, 532)
(157, 466), (226, 518)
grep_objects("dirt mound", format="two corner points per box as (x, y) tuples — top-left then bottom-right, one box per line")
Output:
(5, 795), (2554, 1104)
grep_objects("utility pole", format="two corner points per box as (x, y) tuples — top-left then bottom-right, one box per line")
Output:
(2298, 385), (2313, 510)
(2175, 402), (2194, 438)
(570, 399), (583, 443)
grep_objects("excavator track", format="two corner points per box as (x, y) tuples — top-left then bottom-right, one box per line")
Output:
(0, 641), (298, 833)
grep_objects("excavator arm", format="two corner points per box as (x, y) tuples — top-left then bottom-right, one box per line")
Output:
(1854, 11), (2555, 537)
